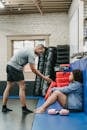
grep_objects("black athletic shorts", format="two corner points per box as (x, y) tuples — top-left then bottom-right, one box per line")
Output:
(6, 65), (24, 82)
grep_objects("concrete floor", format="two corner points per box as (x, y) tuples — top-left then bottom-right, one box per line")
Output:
(0, 99), (38, 130)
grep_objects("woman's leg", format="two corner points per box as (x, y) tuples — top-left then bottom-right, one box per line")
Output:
(35, 90), (67, 113)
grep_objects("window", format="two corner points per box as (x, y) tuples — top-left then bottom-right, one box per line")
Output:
(84, 39), (87, 52)
(7, 35), (49, 80)
(13, 39), (46, 72)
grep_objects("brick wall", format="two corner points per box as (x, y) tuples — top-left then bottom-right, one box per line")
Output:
(0, 13), (69, 81)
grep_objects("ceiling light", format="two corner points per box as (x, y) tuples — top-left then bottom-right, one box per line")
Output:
(0, 1), (4, 8)
(1, 0), (5, 3)
(18, 8), (21, 11)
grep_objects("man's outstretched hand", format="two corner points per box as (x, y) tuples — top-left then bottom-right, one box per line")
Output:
(44, 76), (52, 83)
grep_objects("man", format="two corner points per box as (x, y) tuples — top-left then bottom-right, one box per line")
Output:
(2, 44), (52, 113)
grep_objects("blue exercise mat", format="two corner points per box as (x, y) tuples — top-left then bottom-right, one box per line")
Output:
(32, 97), (87, 130)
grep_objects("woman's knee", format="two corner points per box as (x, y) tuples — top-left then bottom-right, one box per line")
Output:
(53, 90), (63, 96)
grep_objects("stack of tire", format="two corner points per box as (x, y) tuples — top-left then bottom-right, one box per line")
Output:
(45, 71), (70, 100)
(34, 52), (46, 95)
(56, 45), (70, 66)
(41, 47), (57, 96)
(56, 71), (70, 87)
(34, 45), (70, 96)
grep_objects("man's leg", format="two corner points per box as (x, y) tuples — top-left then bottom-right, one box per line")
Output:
(2, 81), (13, 112)
(35, 90), (67, 113)
(18, 80), (33, 113)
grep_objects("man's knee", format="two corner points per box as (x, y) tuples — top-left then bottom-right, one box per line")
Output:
(19, 80), (25, 86)
(19, 86), (25, 92)
(7, 81), (13, 88)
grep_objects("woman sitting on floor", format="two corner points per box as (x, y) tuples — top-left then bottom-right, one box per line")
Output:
(35, 69), (83, 113)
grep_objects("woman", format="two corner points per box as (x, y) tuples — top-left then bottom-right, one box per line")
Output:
(35, 69), (83, 113)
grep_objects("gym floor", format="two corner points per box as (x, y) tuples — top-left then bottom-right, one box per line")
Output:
(0, 99), (38, 130)
(32, 98), (87, 130)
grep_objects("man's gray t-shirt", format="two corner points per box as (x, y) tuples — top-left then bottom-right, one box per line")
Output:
(7, 48), (35, 71)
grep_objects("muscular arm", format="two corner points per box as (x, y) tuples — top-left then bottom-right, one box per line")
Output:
(29, 63), (52, 82)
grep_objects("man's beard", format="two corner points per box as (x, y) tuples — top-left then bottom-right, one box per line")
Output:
(35, 51), (39, 56)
